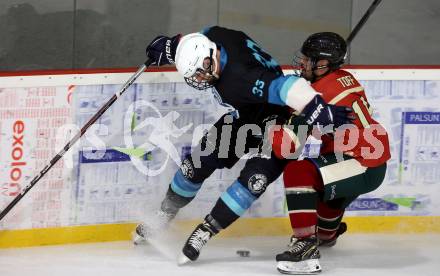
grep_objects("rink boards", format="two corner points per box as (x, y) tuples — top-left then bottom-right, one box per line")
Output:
(1, 216), (440, 248)
(0, 66), (440, 247)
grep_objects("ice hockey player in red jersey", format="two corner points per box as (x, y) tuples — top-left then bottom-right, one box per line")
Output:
(271, 32), (391, 274)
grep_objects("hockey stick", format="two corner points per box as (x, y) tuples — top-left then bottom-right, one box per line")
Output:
(346, 0), (382, 45)
(0, 59), (153, 221)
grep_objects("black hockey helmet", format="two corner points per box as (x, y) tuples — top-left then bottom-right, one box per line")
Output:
(301, 32), (347, 68)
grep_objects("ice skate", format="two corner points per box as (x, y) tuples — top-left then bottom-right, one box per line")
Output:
(318, 222), (347, 247)
(178, 216), (219, 265)
(276, 235), (321, 275)
(132, 209), (176, 245)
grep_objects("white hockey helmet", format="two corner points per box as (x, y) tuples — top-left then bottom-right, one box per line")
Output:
(175, 33), (218, 89)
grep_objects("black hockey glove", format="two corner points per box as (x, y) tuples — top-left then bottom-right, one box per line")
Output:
(146, 34), (181, 66)
(301, 95), (354, 131)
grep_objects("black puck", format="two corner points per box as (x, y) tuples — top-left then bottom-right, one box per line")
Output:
(236, 250), (250, 257)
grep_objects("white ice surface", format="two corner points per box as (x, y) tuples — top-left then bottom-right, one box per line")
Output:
(1, 234), (439, 276)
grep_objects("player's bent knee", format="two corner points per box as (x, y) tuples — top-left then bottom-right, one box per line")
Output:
(238, 172), (270, 197)
(180, 157), (213, 183)
(170, 166), (203, 199)
(181, 158), (196, 180)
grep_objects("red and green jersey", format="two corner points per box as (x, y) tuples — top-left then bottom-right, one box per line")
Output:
(272, 69), (391, 167)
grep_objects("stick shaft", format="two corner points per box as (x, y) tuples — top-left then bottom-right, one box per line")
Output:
(347, 0), (382, 44)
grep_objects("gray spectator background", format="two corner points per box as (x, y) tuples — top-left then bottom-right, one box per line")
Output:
(0, 0), (439, 71)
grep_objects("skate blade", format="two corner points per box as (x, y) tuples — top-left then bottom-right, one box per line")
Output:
(277, 259), (321, 275)
(177, 253), (192, 266)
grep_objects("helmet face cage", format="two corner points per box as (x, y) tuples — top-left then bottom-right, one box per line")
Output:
(184, 75), (214, 90)
(292, 50), (312, 77)
(184, 48), (218, 90)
